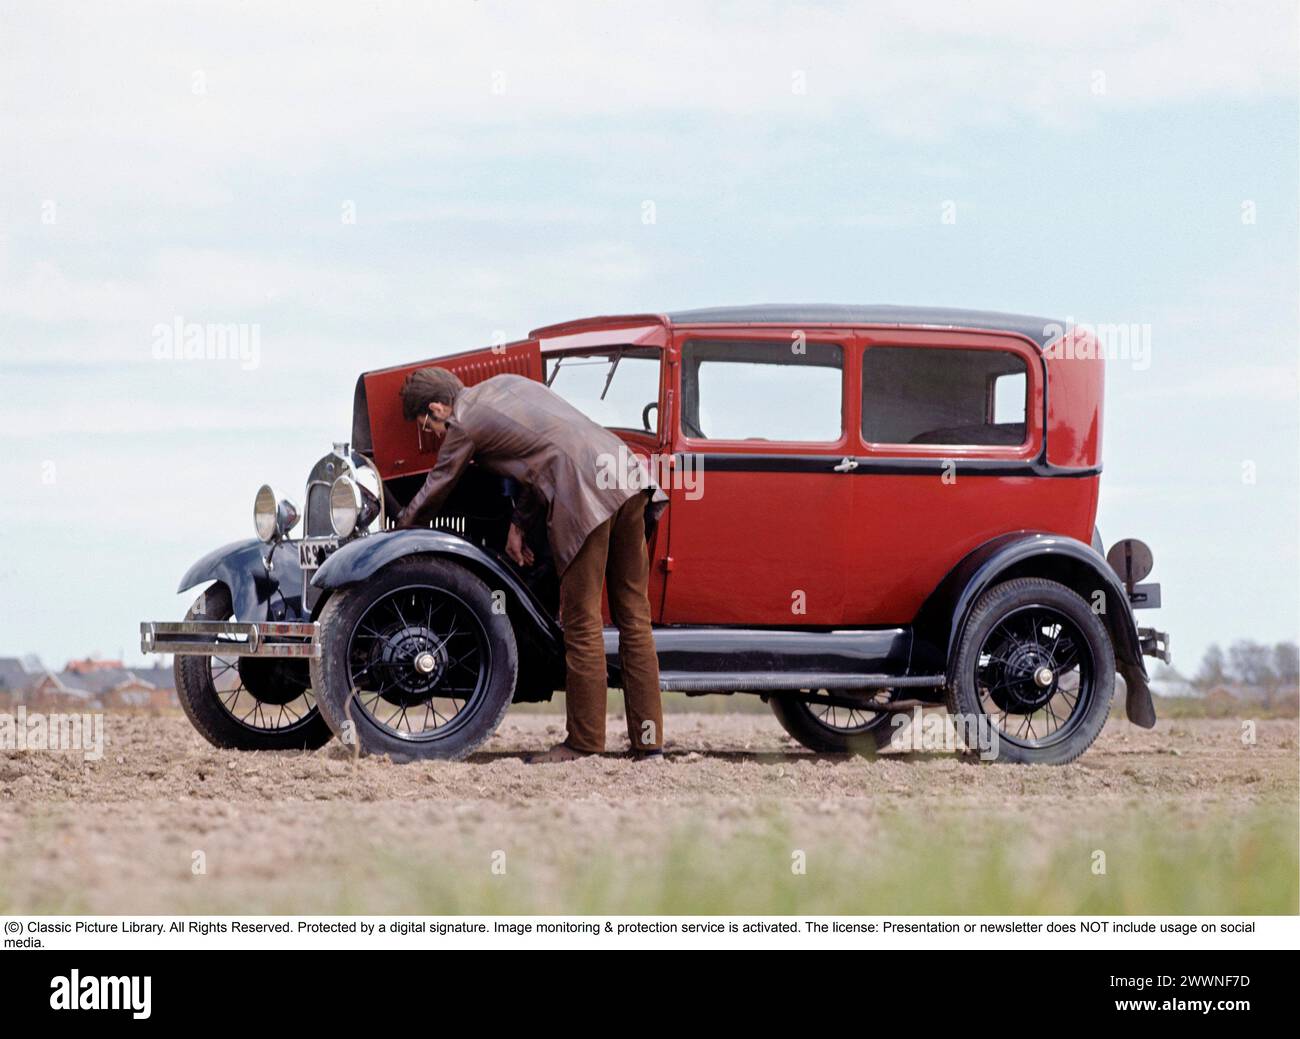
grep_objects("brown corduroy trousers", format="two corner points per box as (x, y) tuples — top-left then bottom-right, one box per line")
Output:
(559, 495), (663, 754)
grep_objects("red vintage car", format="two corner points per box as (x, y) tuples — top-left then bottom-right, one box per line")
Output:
(142, 305), (1169, 764)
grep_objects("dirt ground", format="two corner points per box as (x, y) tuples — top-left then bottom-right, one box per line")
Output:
(1, 712), (1296, 915)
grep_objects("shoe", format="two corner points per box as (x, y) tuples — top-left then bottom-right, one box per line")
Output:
(631, 748), (665, 763)
(526, 742), (594, 765)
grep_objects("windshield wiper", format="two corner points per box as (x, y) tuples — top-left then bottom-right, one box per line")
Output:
(600, 348), (624, 401)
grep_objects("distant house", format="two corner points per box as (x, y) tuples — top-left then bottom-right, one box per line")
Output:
(0, 657), (30, 706)
(0, 654), (179, 711)
(26, 669), (100, 708)
(129, 663), (177, 698)
(0, 657), (27, 686)
(64, 657), (127, 675)
(126, 663), (179, 709)
(59, 667), (170, 711)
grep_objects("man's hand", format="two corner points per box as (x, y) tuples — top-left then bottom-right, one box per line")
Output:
(506, 522), (535, 567)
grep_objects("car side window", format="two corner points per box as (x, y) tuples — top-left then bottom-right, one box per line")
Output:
(861, 346), (1029, 447)
(680, 339), (843, 442)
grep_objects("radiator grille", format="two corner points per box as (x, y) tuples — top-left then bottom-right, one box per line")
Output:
(306, 484), (332, 536)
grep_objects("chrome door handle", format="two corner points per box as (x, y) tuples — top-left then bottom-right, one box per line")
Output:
(832, 457), (859, 472)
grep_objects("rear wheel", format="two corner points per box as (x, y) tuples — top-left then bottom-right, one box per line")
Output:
(311, 556), (518, 761)
(946, 577), (1115, 765)
(174, 585), (332, 751)
(770, 689), (899, 754)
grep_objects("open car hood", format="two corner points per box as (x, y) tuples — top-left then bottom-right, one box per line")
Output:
(352, 340), (543, 481)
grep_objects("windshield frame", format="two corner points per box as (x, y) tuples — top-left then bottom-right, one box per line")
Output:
(542, 344), (665, 443)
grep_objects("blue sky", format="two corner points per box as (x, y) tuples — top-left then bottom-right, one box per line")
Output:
(1, 1), (1296, 672)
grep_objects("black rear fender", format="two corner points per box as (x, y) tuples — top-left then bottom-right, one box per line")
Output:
(914, 532), (1155, 728)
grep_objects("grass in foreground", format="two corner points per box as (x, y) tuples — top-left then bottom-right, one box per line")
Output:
(321, 806), (1299, 917)
(2, 806), (1293, 916)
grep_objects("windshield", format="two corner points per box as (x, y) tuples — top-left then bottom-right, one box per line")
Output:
(545, 347), (661, 433)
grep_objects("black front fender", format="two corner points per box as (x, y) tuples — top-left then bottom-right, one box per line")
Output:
(177, 538), (307, 624)
(310, 530), (561, 647)
(914, 531), (1155, 728)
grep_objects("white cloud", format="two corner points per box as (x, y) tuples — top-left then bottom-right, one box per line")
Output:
(1, 1), (1294, 206)
(0, 239), (655, 368)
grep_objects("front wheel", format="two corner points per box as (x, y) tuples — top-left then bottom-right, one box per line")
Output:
(946, 577), (1115, 765)
(311, 556), (518, 761)
(174, 585), (333, 751)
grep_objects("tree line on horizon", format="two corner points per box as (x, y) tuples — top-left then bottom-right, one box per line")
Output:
(1159, 640), (1299, 709)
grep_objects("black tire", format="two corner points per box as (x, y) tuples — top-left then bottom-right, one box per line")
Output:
(310, 556), (517, 761)
(946, 577), (1115, 765)
(770, 689), (899, 755)
(174, 585), (333, 751)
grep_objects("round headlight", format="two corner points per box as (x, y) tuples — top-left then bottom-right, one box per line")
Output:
(253, 484), (278, 542)
(329, 476), (362, 537)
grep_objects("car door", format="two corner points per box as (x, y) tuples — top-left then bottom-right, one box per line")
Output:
(846, 330), (1076, 624)
(542, 342), (671, 619)
(659, 329), (854, 626)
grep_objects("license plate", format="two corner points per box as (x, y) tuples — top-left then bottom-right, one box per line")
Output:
(299, 538), (339, 569)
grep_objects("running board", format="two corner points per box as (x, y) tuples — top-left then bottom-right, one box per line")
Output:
(606, 625), (913, 672)
(658, 672), (945, 692)
(602, 626), (938, 692)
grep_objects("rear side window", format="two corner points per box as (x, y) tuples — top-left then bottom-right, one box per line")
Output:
(862, 346), (1028, 447)
(681, 339), (843, 442)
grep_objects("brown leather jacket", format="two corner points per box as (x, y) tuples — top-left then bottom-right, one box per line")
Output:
(396, 374), (664, 575)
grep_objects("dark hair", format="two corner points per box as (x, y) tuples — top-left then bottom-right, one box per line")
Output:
(401, 367), (465, 421)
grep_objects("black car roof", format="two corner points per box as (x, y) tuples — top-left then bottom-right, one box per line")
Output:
(665, 304), (1062, 348)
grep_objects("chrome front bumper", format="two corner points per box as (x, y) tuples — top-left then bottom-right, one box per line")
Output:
(140, 621), (320, 659)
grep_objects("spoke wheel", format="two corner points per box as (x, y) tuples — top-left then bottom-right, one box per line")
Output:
(807, 689), (894, 733)
(174, 585), (332, 751)
(947, 577), (1115, 765)
(311, 556), (518, 761)
(345, 585), (490, 742)
(770, 688), (898, 754)
(208, 655), (318, 735)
